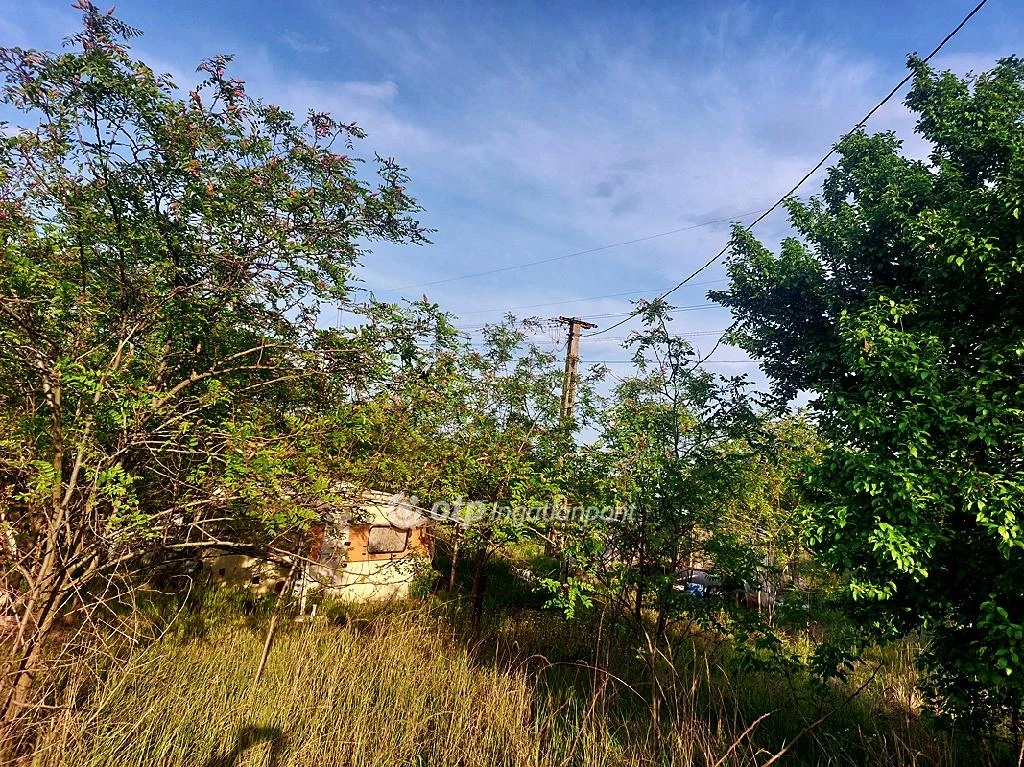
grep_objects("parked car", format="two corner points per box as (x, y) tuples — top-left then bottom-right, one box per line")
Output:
(673, 568), (723, 598)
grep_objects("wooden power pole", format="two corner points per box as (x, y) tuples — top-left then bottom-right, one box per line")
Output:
(556, 316), (597, 425)
(546, 317), (597, 558)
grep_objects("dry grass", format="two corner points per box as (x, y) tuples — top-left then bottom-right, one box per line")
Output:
(28, 612), (537, 767)
(10, 600), (1000, 767)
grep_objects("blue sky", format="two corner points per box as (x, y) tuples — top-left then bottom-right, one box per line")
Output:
(2, 0), (1021, 380)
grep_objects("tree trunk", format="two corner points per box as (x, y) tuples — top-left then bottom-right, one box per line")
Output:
(633, 578), (643, 623)
(448, 530), (461, 593)
(1011, 705), (1022, 765)
(2, 630), (45, 723)
(471, 550), (488, 629)
(2, 564), (68, 727)
(633, 509), (647, 624)
(0, 578), (69, 764)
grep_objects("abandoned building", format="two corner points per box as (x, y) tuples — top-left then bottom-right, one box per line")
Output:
(200, 489), (433, 603)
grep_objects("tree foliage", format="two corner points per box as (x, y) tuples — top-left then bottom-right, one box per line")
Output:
(333, 307), (594, 624)
(544, 302), (817, 643)
(712, 56), (1024, 726)
(0, 3), (426, 721)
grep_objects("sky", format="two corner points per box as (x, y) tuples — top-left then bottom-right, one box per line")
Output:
(1, 0), (1021, 387)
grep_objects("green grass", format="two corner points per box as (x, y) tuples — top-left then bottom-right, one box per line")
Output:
(14, 594), (1003, 767)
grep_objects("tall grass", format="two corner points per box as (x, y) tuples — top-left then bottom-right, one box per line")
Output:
(28, 610), (537, 767)
(12, 599), (1000, 766)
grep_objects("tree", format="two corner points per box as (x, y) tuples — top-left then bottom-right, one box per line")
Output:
(606, 302), (754, 632)
(535, 305), (823, 749)
(0, 4), (426, 724)
(545, 301), (768, 637)
(334, 310), (585, 626)
(709, 415), (822, 618)
(712, 56), (1024, 729)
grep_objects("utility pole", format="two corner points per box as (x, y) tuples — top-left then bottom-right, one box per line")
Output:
(555, 316), (597, 427)
(547, 316), (596, 558)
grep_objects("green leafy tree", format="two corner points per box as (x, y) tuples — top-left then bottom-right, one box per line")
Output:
(0, 4), (426, 723)
(703, 415), (823, 623)
(712, 57), (1024, 729)
(546, 301), (766, 637)
(539, 305), (823, 749)
(334, 310), (585, 625)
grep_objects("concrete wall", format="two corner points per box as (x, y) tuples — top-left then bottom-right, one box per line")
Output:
(202, 522), (432, 603)
(199, 553), (291, 597)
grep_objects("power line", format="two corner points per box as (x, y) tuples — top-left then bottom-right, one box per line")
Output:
(584, 0), (990, 339)
(583, 329), (726, 341)
(453, 278), (727, 316)
(463, 331), (727, 345)
(375, 207), (771, 294)
(577, 303), (716, 320)
(463, 330), (728, 347)
(581, 359), (753, 364)
(452, 303), (718, 331)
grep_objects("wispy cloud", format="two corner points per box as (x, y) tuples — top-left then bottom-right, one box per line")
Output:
(2, 0), (1016, 386)
(337, 80), (398, 102)
(280, 31), (329, 55)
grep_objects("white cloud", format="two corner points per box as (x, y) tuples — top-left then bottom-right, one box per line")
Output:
(337, 79), (398, 102)
(280, 31), (328, 55)
(4, 0), (1011, 397)
(274, 79), (435, 154)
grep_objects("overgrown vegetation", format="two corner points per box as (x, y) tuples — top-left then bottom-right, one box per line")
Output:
(19, 596), (992, 767)
(2, 4), (1023, 765)
(713, 54), (1024, 732)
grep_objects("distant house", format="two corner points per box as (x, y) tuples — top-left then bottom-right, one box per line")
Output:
(200, 489), (433, 603)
